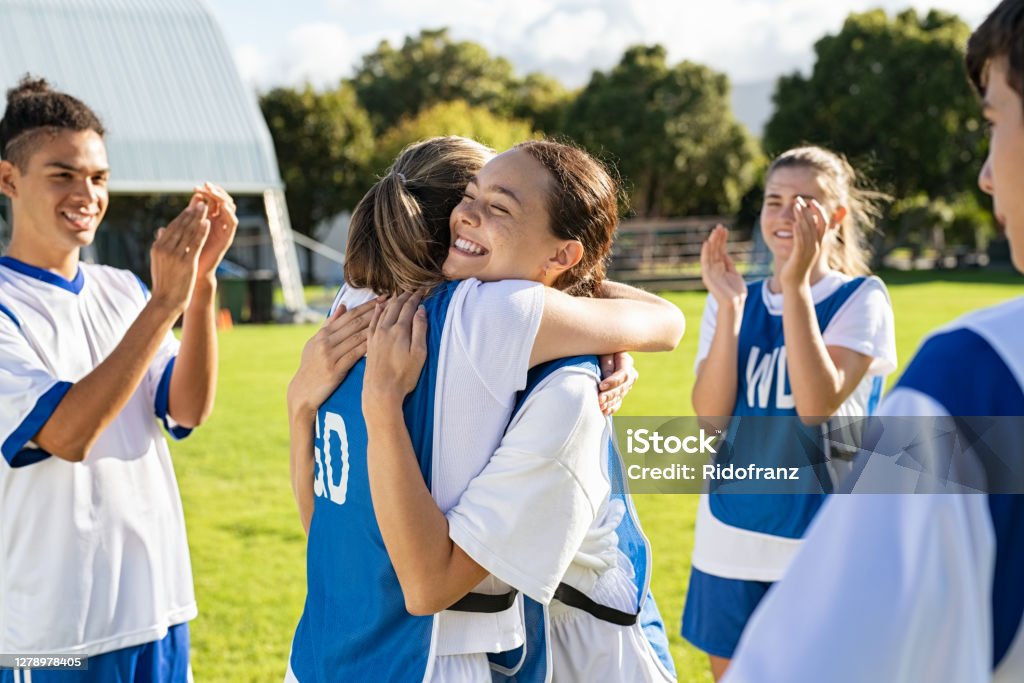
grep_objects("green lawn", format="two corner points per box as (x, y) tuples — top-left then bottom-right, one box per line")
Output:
(173, 269), (1021, 682)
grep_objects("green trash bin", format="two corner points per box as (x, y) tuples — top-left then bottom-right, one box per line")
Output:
(218, 277), (246, 324)
(247, 270), (275, 323)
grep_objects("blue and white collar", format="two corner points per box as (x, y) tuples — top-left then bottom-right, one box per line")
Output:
(0, 256), (85, 294)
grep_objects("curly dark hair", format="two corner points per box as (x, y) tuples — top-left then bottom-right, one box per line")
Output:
(0, 75), (105, 169)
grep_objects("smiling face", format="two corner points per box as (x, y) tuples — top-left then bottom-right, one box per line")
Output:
(0, 129), (109, 266)
(760, 165), (840, 266)
(978, 58), (1024, 272)
(443, 148), (569, 284)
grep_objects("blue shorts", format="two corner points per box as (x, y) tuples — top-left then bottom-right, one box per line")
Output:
(681, 567), (772, 659)
(1, 623), (190, 683)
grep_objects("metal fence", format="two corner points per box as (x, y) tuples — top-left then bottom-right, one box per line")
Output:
(609, 217), (770, 290)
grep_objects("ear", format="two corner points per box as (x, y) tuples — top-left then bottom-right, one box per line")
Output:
(830, 205), (848, 229)
(0, 160), (19, 199)
(548, 240), (584, 276)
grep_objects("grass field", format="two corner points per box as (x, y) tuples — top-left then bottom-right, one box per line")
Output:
(173, 269), (1021, 681)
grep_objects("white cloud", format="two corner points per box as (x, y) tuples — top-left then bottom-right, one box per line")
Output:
(233, 44), (272, 88)
(221, 0), (993, 92)
(234, 22), (380, 90)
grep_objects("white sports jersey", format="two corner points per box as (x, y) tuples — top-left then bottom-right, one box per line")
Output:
(0, 258), (196, 657)
(725, 296), (1024, 683)
(447, 364), (615, 604)
(448, 363), (674, 682)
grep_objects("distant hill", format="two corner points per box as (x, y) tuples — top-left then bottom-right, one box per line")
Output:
(732, 79), (775, 139)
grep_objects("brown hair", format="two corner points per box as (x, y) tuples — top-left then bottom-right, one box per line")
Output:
(0, 76), (105, 170)
(512, 140), (620, 296)
(766, 146), (888, 276)
(967, 0), (1024, 100)
(344, 136), (494, 295)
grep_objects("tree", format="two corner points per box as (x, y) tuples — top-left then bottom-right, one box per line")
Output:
(350, 27), (571, 137)
(566, 45), (759, 217)
(259, 83), (374, 277)
(764, 9), (986, 203)
(510, 72), (574, 135)
(351, 28), (519, 133)
(371, 100), (536, 175)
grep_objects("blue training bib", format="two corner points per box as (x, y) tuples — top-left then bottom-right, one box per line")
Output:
(710, 277), (875, 539)
(289, 281), (458, 683)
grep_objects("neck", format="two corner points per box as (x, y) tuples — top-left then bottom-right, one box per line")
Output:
(768, 260), (831, 293)
(5, 237), (80, 280)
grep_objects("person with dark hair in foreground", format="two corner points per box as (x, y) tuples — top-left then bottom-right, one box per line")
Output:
(724, 2), (1024, 681)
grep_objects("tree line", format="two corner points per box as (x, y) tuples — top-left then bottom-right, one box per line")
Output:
(260, 9), (993, 266)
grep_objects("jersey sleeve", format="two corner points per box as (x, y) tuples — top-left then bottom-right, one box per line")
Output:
(724, 493), (995, 683)
(822, 277), (897, 376)
(694, 293), (719, 374)
(148, 331), (191, 440)
(846, 327), (1024, 494)
(446, 369), (609, 603)
(449, 279), (544, 405)
(0, 315), (72, 467)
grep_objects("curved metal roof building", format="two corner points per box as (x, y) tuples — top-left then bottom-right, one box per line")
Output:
(0, 0), (305, 313)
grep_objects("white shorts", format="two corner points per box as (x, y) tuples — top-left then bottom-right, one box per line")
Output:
(427, 653), (491, 683)
(550, 562), (676, 683)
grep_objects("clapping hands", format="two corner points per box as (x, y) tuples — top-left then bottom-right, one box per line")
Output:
(779, 196), (828, 289)
(700, 225), (747, 306)
(190, 182), (239, 280)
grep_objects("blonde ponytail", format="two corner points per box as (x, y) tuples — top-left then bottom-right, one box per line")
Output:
(344, 136), (494, 295)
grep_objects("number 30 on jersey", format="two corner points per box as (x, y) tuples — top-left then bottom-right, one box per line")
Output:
(313, 411), (350, 505)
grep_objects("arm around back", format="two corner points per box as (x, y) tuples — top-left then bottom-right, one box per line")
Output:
(530, 282), (684, 367)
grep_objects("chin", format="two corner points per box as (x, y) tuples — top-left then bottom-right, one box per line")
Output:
(442, 264), (471, 281)
(71, 231), (98, 247)
(1011, 242), (1024, 274)
(443, 258), (485, 281)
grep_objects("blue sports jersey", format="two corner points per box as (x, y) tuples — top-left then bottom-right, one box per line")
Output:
(289, 281), (458, 682)
(488, 357), (675, 682)
(710, 277), (880, 538)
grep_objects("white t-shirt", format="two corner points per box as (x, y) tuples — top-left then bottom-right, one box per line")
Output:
(0, 259), (196, 657)
(447, 363), (675, 683)
(446, 364), (615, 604)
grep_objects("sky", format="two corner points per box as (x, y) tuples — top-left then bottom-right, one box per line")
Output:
(205, 0), (990, 91)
